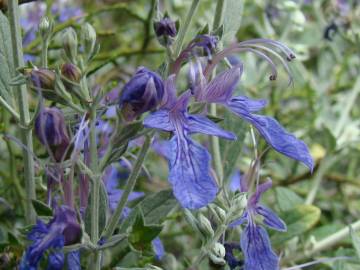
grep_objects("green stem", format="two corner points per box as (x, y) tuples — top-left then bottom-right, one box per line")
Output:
(173, 0), (200, 57)
(210, 104), (223, 182)
(305, 77), (360, 205)
(305, 156), (337, 205)
(0, 95), (20, 121)
(89, 104), (100, 243)
(8, 0), (36, 225)
(210, 0), (227, 187)
(286, 219), (360, 263)
(188, 224), (227, 269)
(334, 76), (360, 137)
(41, 39), (49, 68)
(102, 135), (151, 238)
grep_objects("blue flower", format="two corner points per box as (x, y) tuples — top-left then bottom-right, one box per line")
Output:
(144, 75), (236, 209)
(119, 67), (164, 121)
(231, 180), (286, 270)
(20, 206), (81, 270)
(194, 66), (314, 170)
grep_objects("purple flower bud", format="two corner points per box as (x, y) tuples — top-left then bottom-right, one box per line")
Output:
(193, 34), (218, 57)
(61, 63), (81, 83)
(119, 67), (164, 121)
(35, 107), (69, 146)
(154, 17), (177, 38)
(30, 68), (56, 89)
(35, 107), (70, 162)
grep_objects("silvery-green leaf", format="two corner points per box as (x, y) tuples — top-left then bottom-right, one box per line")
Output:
(275, 187), (303, 212)
(222, 0), (244, 43)
(0, 11), (15, 105)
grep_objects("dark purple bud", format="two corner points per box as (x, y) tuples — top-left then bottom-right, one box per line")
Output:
(61, 63), (81, 83)
(119, 67), (164, 121)
(154, 17), (177, 38)
(35, 107), (70, 162)
(30, 68), (56, 89)
(35, 107), (69, 146)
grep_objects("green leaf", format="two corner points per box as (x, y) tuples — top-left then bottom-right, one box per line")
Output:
(272, 204), (321, 246)
(97, 233), (128, 250)
(113, 121), (143, 148)
(85, 181), (109, 235)
(0, 11), (14, 104)
(350, 227), (360, 261)
(129, 209), (162, 245)
(139, 189), (178, 225)
(31, 199), (53, 216)
(222, 0), (244, 44)
(275, 187), (303, 212)
(106, 121), (144, 166)
(120, 190), (177, 233)
(220, 110), (247, 180)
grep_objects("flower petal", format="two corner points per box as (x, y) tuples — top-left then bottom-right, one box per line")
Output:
(152, 138), (172, 160)
(67, 251), (81, 270)
(228, 96), (267, 112)
(168, 134), (218, 209)
(187, 114), (236, 140)
(143, 109), (174, 131)
(161, 74), (178, 108)
(229, 170), (248, 192)
(228, 102), (313, 170)
(249, 180), (272, 206)
(152, 237), (165, 260)
(203, 66), (242, 103)
(256, 205), (287, 232)
(240, 224), (280, 270)
(229, 211), (248, 228)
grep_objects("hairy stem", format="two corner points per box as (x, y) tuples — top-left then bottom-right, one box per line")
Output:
(285, 219), (360, 263)
(89, 104), (100, 243)
(41, 39), (49, 68)
(103, 135), (151, 238)
(210, 0), (227, 188)
(8, 0), (36, 224)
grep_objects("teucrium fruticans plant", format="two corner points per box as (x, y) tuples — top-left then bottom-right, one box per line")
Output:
(2, 0), (359, 269)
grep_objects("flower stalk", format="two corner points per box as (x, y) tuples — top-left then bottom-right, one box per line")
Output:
(210, 0), (226, 187)
(89, 103), (100, 243)
(173, 0), (200, 57)
(102, 134), (151, 238)
(8, 0), (36, 225)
